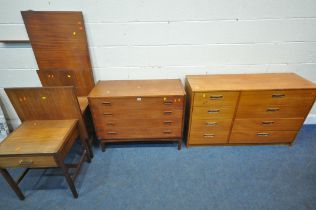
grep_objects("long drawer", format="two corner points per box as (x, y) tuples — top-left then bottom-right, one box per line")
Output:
(189, 131), (229, 144)
(89, 96), (184, 111)
(239, 90), (316, 106)
(190, 118), (232, 131)
(194, 91), (239, 107)
(0, 155), (57, 168)
(192, 106), (235, 119)
(236, 105), (311, 118)
(229, 130), (297, 144)
(233, 118), (304, 131)
(96, 126), (181, 139)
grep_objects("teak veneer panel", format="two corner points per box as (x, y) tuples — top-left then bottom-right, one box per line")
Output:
(186, 73), (316, 146)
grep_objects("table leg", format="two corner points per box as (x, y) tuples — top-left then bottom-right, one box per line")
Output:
(58, 161), (78, 198)
(0, 169), (25, 200)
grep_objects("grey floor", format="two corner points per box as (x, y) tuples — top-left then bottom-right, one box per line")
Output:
(0, 125), (315, 210)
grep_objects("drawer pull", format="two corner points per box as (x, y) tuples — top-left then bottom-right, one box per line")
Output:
(164, 121), (173, 125)
(266, 107), (280, 112)
(19, 160), (33, 166)
(103, 113), (113, 116)
(262, 121), (275, 125)
(210, 95), (223, 100)
(206, 122), (217, 126)
(257, 133), (270, 137)
(208, 109), (220, 114)
(272, 94), (285, 98)
(163, 101), (173, 105)
(164, 111), (173, 115)
(101, 102), (112, 106)
(107, 132), (117, 135)
(107, 122), (115, 126)
(203, 134), (215, 138)
(163, 130), (172, 134)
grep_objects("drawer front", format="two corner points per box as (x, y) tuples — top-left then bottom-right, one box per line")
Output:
(89, 96), (184, 111)
(229, 130), (297, 144)
(94, 118), (182, 132)
(239, 90), (316, 106)
(0, 155), (57, 168)
(194, 91), (239, 107)
(236, 105), (310, 118)
(190, 118), (232, 131)
(189, 131), (229, 145)
(96, 126), (182, 139)
(192, 106), (235, 119)
(233, 118), (304, 131)
(91, 108), (183, 121)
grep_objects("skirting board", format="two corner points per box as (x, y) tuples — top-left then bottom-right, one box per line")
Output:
(304, 114), (316, 124)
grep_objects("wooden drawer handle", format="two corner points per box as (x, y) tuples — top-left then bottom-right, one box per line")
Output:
(103, 113), (113, 116)
(164, 121), (173, 125)
(101, 102), (111, 106)
(163, 130), (172, 134)
(262, 121), (275, 125)
(208, 109), (220, 114)
(163, 101), (173, 105)
(19, 160), (33, 166)
(266, 107), (280, 112)
(210, 95), (223, 100)
(272, 94), (285, 98)
(107, 132), (117, 135)
(203, 134), (215, 138)
(257, 133), (270, 137)
(206, 122), (217, 126)
(164, 111), (173, 115)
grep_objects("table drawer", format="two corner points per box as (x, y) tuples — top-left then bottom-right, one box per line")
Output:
(0, 155), (57, 168)
(190, 118), (232, 131)
(194, 91), (239, 107)
(192, 106), (235, 119)
(239, 90), (316, 106)
(229, 130), (297, 144)
(189, 131), (229, 145)
(236, 105), (310, 118)
(233, 118), (304, 131)
(96, 126), (182, 139)
(89, 96), (184, 111)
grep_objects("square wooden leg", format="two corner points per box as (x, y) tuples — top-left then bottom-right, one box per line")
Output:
(0, 169), (25, 200)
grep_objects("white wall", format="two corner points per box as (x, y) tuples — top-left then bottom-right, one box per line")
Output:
(0, 0), (316, 128)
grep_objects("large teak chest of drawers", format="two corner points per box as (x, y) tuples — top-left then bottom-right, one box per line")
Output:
(185, 73), (316, 146)
(88, 80), (186, 150)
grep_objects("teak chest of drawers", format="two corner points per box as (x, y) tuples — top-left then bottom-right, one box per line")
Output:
(185, 73), (316, 146)
(88, 79), (186, 150)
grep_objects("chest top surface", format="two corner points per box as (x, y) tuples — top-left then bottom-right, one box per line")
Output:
(186, 73), (316, 92)
(88, 79), (186, 98)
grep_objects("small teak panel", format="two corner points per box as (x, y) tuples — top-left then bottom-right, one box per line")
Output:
(22, 11), (94, 97)
(185, 73), (316, 146)
(88, 79), (186, 150)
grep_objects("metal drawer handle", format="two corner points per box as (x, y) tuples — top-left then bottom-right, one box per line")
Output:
(164, 111), (173, 115)
(107, 132), (117, 135)
(210, 95), (223, 100)
(266, 107), (280, 112)
(164, 121), (173, 125)
(103, 113), (113, 116)
(262, 121), (275, 125)
(107, 122), (115, 126)
(257, 133), (270, 137)
(206, 122), (217, 126)
(272, 94), (285, 98)
(203, 134), (215, 138)
(102, 102), (111, 106)
(208, 109), (220, 114)
(19, 160), (33, 166)
(163, 130), (172, 134)
(163, 101), (173, 105)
